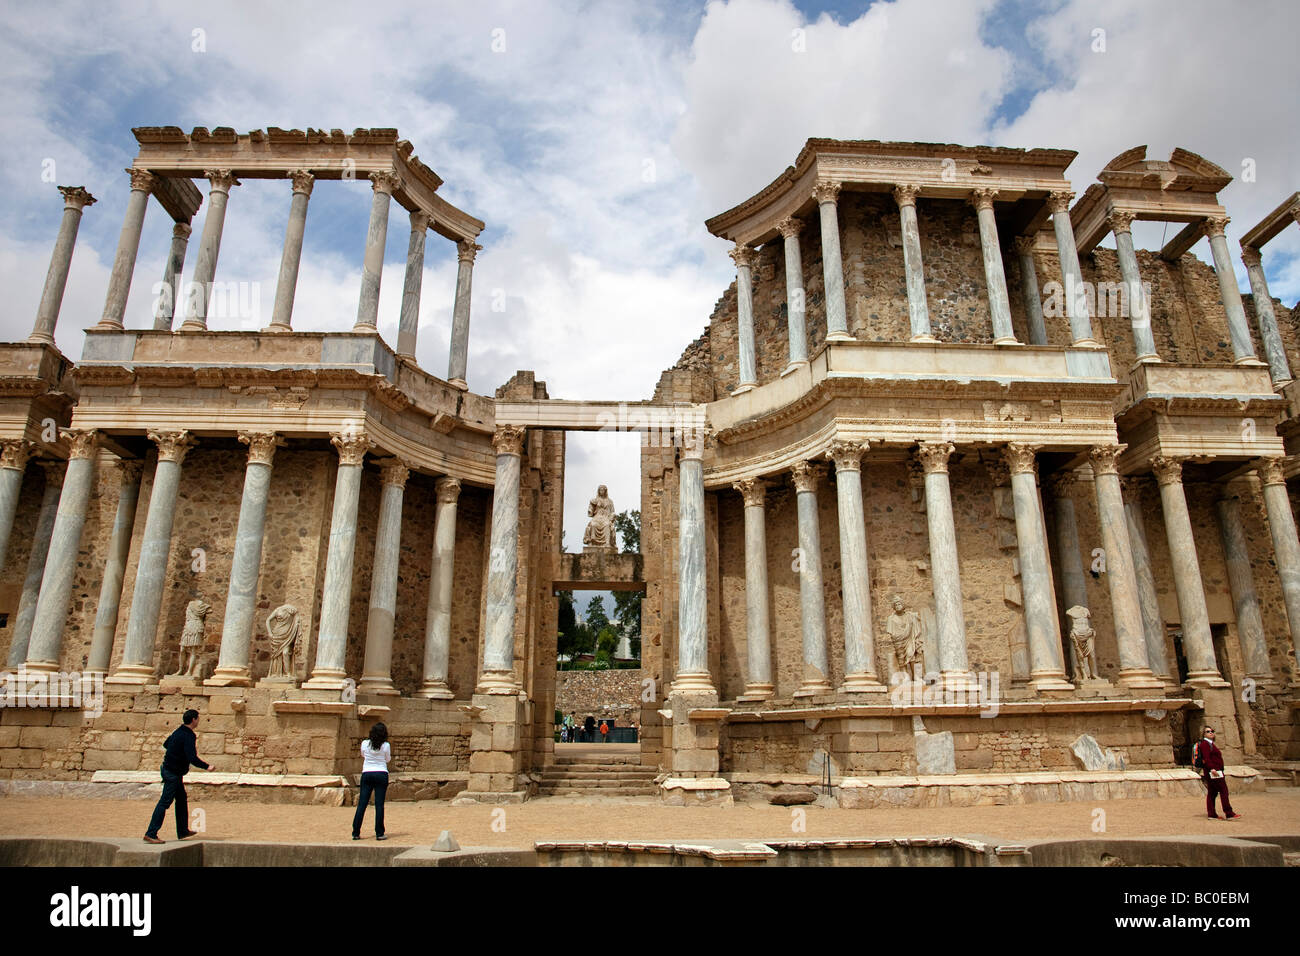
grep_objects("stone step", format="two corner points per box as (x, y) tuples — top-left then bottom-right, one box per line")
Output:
(550, 762), (652, 772)
(542, 766), (658, 776)
(539, 776), (658, 787)
(537, 786), (660, 797)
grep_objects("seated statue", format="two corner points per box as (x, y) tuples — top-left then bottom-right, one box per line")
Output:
(583, 484), (616, 552)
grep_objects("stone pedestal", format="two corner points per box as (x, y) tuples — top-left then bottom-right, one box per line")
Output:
(465, 693), (531, 801)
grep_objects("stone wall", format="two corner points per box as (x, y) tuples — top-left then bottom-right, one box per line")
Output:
(555, 668), (644, 725)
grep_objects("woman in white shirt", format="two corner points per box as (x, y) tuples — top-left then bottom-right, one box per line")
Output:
(352, 722), (391, 840)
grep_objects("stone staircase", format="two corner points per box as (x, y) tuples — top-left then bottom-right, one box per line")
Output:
(537, 752), (659, 797)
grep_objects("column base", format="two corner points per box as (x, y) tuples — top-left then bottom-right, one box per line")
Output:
(26, 331), (56, 346)
(938, 670), (979, 695)
(730, 383), (757, 396)
(353, 323), (378, 334)
(825, 330), (854, 342)
(1116, 668), (1166, 692)
(104, 664), (156, 689)
(839, 672), (889, 694)
(669, 671), (716, 695)
(993, 336), (1022, 347)
(909, 333), (939, 344)
(302, 668), (350, 691)
(1136, 353), (1162, 363)
(205, 665), (253, 688)
(19, 660), (60, 675)
(448, 378), (468, 391)
(417, 680), (455, 700)
(1184, 670), (1231, 689)
(91, 320), (125, 332)
(1070, 338), (1103, 349)
(1233, 357), (1267, 367)
(780, 361), (809, 378)
(793, 679), (834, 697)
(177, 319), (208, 333)
(1028, 671), (1075, 693)
(737, 682), (774, 702)
(475, 670), (521, 695)
(260, 323), (293, 334)
(356, 675), (400, 697)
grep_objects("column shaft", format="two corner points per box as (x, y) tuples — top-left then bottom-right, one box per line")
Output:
(267, 171), (313, 332)
(734, 479), (772, 699)
(354, 172), (399, 331)
(32, 187), (95, 343)
(99, 170), (155, 329)
(815, 182), (850, 340)
(359, 461), (408, 695)
(830, 443), (883, 692)
(6, 466), (61, 667)
(973, 190), (1016, 344)
(154, 222), (191, 330)
(778, 220), (808, 369)
(1048, 191), (1097, 346)
(0, 441), (33, 581)
(396, 212), (429, 358)
(1049, 476), (1088, 664)
(86, 461), (142, 674)
(1204, 221), (1258, 364)
(731, 245), (757, 392)
(1006, 446), (1068, 689)
(1259, 460), (1300, 669)
(793, 462), (831, 695)
(181, 171), (238, 331)
(419, 477), (460, 698)
(1242, 250), (1291, 383)
(1215, 495), (1271, 680)
(918, 443), (973, 689)
(672, 441), (713, 692)
(1014, 237), (1047, 346)
(479, 426), (526, 692)
(1110, 213), (1158, 360)
(447, 241), (480, 388)
(1122, 482), (1172, 679)
(895, 187), (934, 342)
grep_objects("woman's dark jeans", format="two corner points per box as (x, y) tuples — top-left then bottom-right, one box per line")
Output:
(353, 771), (388, 837)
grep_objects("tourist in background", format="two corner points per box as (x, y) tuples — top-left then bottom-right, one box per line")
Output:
(1195, 726), (1240, 820)
(353, 722), (391, 840)
(143, 708), (209, 844)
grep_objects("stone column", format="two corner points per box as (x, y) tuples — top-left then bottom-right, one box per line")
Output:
(1203, 217), (1260, 365)
(419, 476), (461, 699)
(672, 433), (714, 694)
(814, 181), (851, 341)
(1089, 444), (1162, 689)
(478, 425), (526, 694)
(154, 222), (192, 331)
(208, 432), (284, 687)
(0, 440), (34, 581)
(1107, 209), (1158, 361)
(1241, 247), (1292, 384)
(792, 461), (832, 696)
(1013, 236), (1047, 346)
(730, 243), (758, 394)
(776, 218), (809, 371)
(303, 430), (371, 690)
(30, 186), (96, 344)
(1047, 190), (1099, 347)
(447, 240), (481, 390)
(1048, 472), (1088, 631)
(1258, 457), (1300, 669)
(354, 171), (401, 332)
(179, 170), (239, 331)
(733, 478), (773, 700)
(24, 431), (99, 673)
(916, 443), (974, 691)
(893, 185), (935, 343)
(97, 169), (156, 330)
(5, 462), (62, 667)
(828, 441), (885, 692)
(358, 459), (409, 696)
(108, 431), (196, 685)
(266, 170), (314, 333)
(396, 211), (430, 358)
(1004, 444), (1069, 690)
(1215, 493), (1272, 681)
(1122, 477), (1173, 681)
(85, 460), (143, 675)
(1150, 456), (1224, 686)
(972, 189), (1017, 345)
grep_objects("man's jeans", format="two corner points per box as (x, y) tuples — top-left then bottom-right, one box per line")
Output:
(145, 767), (189, 839)
(353, 771), (389, 837)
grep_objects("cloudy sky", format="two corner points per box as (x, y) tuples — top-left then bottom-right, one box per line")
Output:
(2, 0), (1297, 564)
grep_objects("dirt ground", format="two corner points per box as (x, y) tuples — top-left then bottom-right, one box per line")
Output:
(1, 788), (1297, 848)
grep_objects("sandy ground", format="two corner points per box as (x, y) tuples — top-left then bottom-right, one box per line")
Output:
(1, 789), (1297, 848)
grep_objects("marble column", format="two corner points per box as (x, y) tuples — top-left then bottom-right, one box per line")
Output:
(108, 431), (196, 686)
(24, 431), (99, 673)
(972, 189), (1017, 345)
(1202, 217), (1259, 365)
(1257, 457), (1300, 670)
(30, 186), (96, 345)
(792, 461), (832, 696)
(893, 185), (935, 343)
(917, 443), (974, 691)
(1215, 493), (1272, 680)
(447, 240), (481, 390)
(396, 211), (429, 358)
(1241, 247), (1292, 384)
(1089, 444), (1162, 689)
(776, 218), (809, 372)
(359, 459), (409, 696)
(154, 222), (192, 331)
(266, 170), (314, 333)
(208, 432), (284, 687)
(303, 430), (370, 690)
(1004, 444), (1069, 690)
(0, 440), (34, 581)
(734, 477), (773, 700)
(180, 170), (239, 331)
(1150, 456), (1224, 686)
(419, 476), (461, 699)
(730, 243), (758, 394)
(1013, 236), (1047, 346)
(829, 441), (885, 692)
(1107, 209), (1158, 361)
(479, 425), (527, 694)
(1122, 477), (1173, 681)
(5, 462), (63, 668)
(97, 169), (156, 330)
(85, 460), (143, 675)
(1048, 472), (1088, 632)
(672, 433), (714, 694)
(354, 171), (401, 332)
(814, 181), (851, 341)
(1047, 190), (1099, 347)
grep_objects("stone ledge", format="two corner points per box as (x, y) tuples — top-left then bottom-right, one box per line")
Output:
(271, 700), (354, 715)
(725, 698), (1197, 722)
(90, 770), (347, 787)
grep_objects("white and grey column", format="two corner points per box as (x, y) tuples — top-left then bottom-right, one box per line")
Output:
(419, 476), (461, 699)
(180, 170), (239, 331)
(1047, 190), (1099, 347)
(208, 432), (283, 686)
(23, 431), (99, 674)
(814, 180), (851, 341)
(479, 425), (527, 694)
(776, 218), (809, 372)
(916, 443), (975, 692)
(354, 171), (401, 332)
(5, 461), (62, 668)
(730, 243), (758, 394)
(0, 440), (34, 581)
(359, 459), (409, 696)
(396, 211), (430, 358)
(1240, 246), (1292, 384)
(1107, 209), (1158, 361)
(1121, 476), (1173, 681)
(733, 477), (773, 700)
(972, 189), (1017, 345)
(154, 222), (192, 330)
(894, 185), (935, 343)
(85, 460), (143, 675)
(1203, 217), (1260, 365)
(97, 169), (156, 330)
(265, 170), (314, 333)
(792, 461), (832, 696)
(829, 441), (884, 692)
(447, 240), (481, 390)
(1013, 236), (1047, 346)
(30, 186), (96, 345)
(1048, 472), (1088, 639)
(303, 429), (370, 690)
(1215, 491), (1272, 681)
(1258, 457), (1300, 669)
(671, 432), (714, 694)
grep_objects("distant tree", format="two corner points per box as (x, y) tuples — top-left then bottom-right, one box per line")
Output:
(557, 590), (594, 666)
(596, 625), (619, 660)
(613, 589), (641, 661)
(585, 595), (611, 635)
(614, 510), (640, 554)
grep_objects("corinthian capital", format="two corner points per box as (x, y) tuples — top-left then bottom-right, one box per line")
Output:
(1046, 190), (1074, 214)
(827, 439), (868, 473)
(115, 458), (145, 485)
(239, 430), (285, 466)
(776, 216), (802, 240)
(1150, 456), (1185, 487)
(1003, 442), (1040, 476)
(0, 439), (35, 472)
(127, 168), (158, 193)
(1202, 216), (1229, 239)
(435, 475), (462, 503)
(791, 461), (825, 492)
(812, 180), (841, 205)
(369, 170), (403, 195)
(492, 424), (527, 457)
(58, 186), (96, 210)
(1105, 208), (1135, 234)
(67, 429), (100, 460)
(970, 187), (999, 211)
(1240, 246), (1262, 268)
(728, 243), (757, 271)
(733, 476), (766, 507)
(204, 169), (240, 193)
(330, 428), (371, 466)
(892, 183), (921, 208)
(916, 442), (955, 475)
(379, 458), (410, 489)
(457, 240), (482, 263)
(1088, 442), (1127, 476)
(409, 210), (430, 232)
(1012, 235), (1037, 255)
(148, 429), (194, 464)
(289, 169), (315, 196)
(1256, 456), (1288, 487)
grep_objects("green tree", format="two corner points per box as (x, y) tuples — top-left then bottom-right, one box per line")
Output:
(613, 589), (641, 661)
(557, 590), (579, 666)
(614, 509), (640, 554)
(585, 595), (611, 635)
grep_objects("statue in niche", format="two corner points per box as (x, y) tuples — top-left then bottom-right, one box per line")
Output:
(884, 596), (926, 680)
(266, 604), (301, 680)
(172, 598), (211, 679)
(583, 484), (616, 552)
(1066, 605), (1098, 681)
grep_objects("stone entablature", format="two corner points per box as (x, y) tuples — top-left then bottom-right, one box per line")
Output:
(0, 342), (78, 456)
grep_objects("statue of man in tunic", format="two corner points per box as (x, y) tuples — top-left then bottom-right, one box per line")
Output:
(266, 604), (300, 679)
(583, 485), (616, 552)
(884, 596), (925, 680)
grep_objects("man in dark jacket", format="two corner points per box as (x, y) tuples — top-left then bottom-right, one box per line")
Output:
(1195, 726), (1241, 820)
(144, 709), (210, 843)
